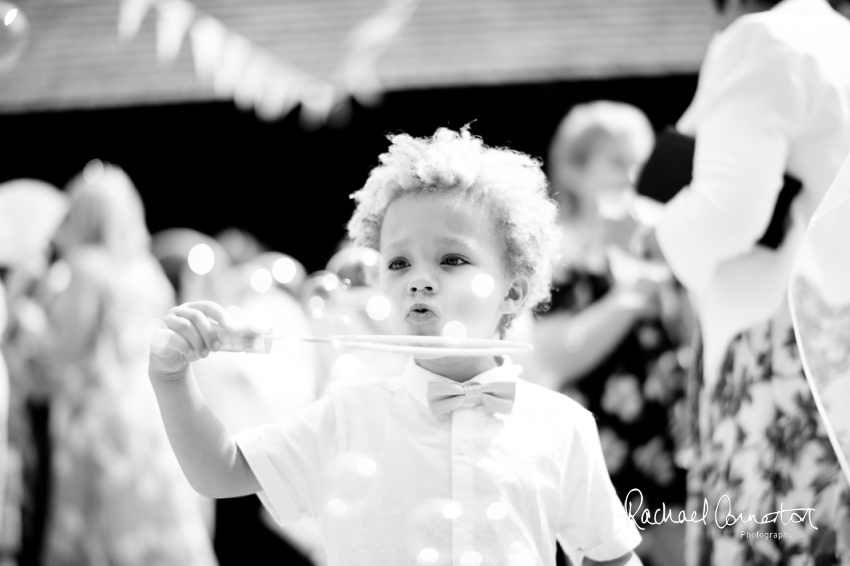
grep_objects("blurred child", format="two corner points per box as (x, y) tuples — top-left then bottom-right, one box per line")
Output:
(147, 128), (643, 566)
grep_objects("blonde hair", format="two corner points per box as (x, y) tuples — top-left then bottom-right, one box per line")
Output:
(62, 162), (151, 259)
(347, 126), (561, 330)
(549, 101), (654, 214)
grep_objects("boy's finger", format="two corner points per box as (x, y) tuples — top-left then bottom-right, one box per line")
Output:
(184, 301), (240, 329)
(157, 328), (193, 358)
(172, 305), (217, 352)
(165, 315), (207, 355)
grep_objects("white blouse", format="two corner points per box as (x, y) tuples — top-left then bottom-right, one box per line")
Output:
(234, 357), (641, 566)
(655, 0), (850, 386)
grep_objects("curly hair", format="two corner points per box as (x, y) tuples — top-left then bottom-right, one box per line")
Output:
(347, 126), (561, 331)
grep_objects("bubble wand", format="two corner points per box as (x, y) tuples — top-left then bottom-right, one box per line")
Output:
(147, 320), (533, 359)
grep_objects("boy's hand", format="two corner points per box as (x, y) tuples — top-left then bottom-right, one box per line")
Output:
(148, 301), (235, 379)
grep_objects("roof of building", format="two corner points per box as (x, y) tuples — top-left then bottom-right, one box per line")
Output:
(0, 0), (716, 113)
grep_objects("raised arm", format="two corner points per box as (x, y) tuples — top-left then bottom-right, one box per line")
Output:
(148, 301), (260, 499)
(532, 285), (658, 385)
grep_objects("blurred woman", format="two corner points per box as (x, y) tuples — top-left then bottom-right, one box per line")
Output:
(37, 161), (217, 566)
(651, 0), (850, 563)
(530, 101), (693, 566)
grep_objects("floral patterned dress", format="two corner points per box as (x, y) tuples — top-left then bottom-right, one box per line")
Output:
(684, 295), (850, 566)
(541, 264), (691, 514)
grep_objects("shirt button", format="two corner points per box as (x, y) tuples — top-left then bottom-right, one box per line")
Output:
(457, 443), (469, 455)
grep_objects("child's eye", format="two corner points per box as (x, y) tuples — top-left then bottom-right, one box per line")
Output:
(442, 255), (468, 266)
(387, 258), (409, 270)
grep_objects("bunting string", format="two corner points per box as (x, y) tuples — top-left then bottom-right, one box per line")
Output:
(117, 0), (419, 126)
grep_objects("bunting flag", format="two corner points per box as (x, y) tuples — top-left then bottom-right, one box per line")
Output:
(299, 78), (337, 129)
(339, 0), (419, 106)
(255, 67), (302, 122)
(117, 0), (156, 40)
(788, 152), (850, 486)
(117, 0), (419, 125)
(234, 51), (273, 111)
(188, 15), (227, 81)
(155, 0), (194, 62)
(212, 33), (253, 99)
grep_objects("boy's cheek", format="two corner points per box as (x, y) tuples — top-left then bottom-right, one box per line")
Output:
(450, 296), (496, 325)
(376, 275), (396, 299)
(378, 283), (405, 319)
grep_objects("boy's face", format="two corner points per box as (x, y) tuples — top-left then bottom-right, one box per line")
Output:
(378, 192), (524, 341)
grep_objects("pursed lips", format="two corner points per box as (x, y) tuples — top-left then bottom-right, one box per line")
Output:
(406, 302), (438, 317)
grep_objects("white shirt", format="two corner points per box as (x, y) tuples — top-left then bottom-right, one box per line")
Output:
(655, 0), (850, 386)
(234, 357), (641, 566)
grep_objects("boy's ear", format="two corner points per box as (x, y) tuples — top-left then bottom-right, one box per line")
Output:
(500, 276), (530, 315)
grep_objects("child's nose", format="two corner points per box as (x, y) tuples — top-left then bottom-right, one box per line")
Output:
(408, 272), (438, 294)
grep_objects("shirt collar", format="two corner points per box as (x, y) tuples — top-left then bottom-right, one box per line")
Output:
(404, 356), (523, 409)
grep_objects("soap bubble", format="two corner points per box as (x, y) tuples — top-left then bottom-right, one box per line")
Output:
(441, 321), (467, 345)
(224, 305), (245, 328)
(187, 244), (215, 275)
(327, 498), (346, 515)
(417, 548), (439, 565)
(442, 501), (462, 519)
(333, 354), (360, 379)
(486, 501), (508, 520)
(250, 268), (273, 293)
(144, 319), (170, 353)
(366, 295), (391, 321)
(0, 3), (29, 74)
(471, 273), (495, 297)
(272, 257), (296, 284)
(357, 458), (377, 476)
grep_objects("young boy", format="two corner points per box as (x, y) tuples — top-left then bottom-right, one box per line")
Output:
(148, 127), (642, 566)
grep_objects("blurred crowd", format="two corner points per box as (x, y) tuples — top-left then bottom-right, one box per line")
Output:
(0, 98), (693, 566)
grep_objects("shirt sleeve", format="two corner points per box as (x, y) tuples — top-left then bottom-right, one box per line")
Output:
(557, 411), (642, 562)
(655, 17), (806, 295)
(234, 393), (338, 525)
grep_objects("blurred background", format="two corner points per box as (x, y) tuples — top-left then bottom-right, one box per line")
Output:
(0, 0), (709, 272)
(2, 1), (835, 566)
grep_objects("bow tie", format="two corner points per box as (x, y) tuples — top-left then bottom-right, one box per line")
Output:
(426, 381), (516, 416)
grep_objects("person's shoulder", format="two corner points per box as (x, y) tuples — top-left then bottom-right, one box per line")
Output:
(724, 3), (847, 54)
(719, 11), (794, 54)
(703, 9), (815, 93)
(517, 378), (594, 422)
(515, 380), (602, 457)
